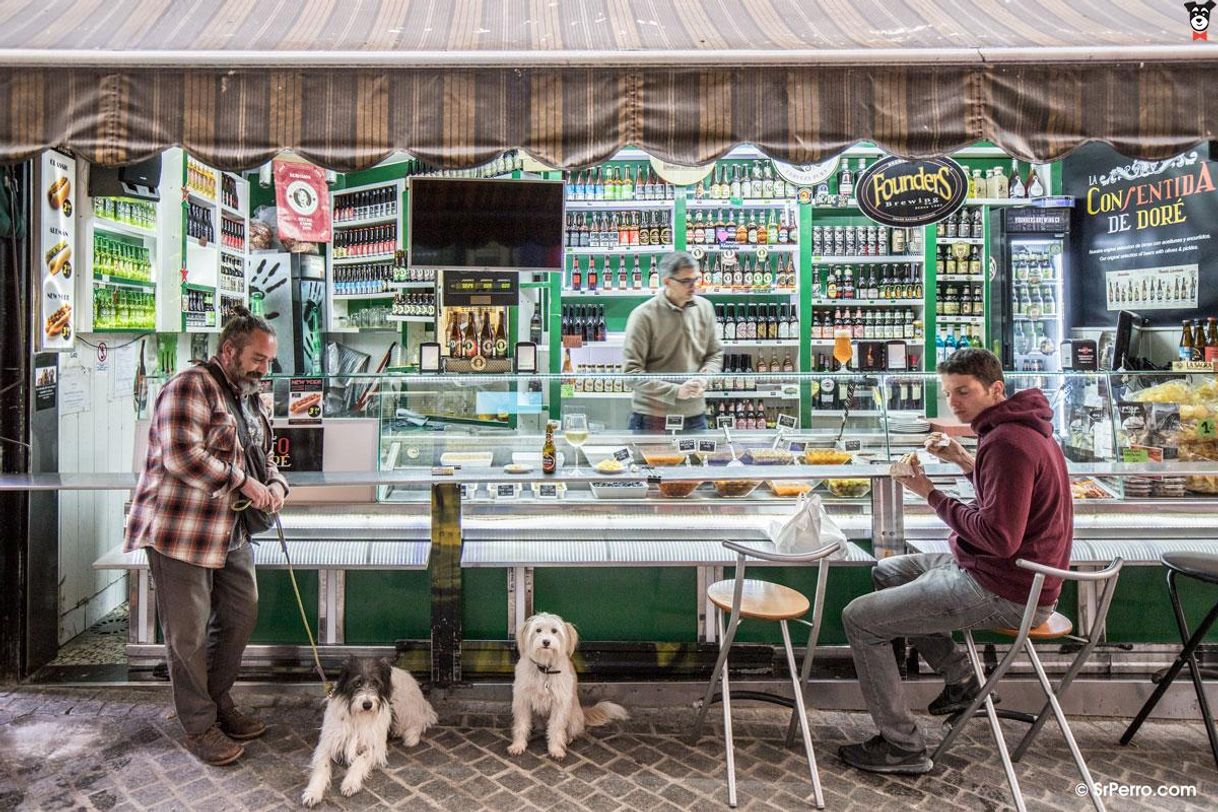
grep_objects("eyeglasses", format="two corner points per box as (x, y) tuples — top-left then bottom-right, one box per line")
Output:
(668, 276), (701, 288)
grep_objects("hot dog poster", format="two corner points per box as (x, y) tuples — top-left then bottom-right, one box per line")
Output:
(288, 377), (323, 424)
(39, 150), (76, 350)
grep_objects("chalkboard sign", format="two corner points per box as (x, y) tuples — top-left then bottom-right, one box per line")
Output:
(1063, 142), (1218, 326)
(677, 439), (698, 453)
(442, 270), (519, 306)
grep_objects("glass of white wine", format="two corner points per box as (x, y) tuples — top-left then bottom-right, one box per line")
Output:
(563, 411), (589, 474)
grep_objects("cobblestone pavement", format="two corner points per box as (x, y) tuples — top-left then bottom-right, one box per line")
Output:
(2, 683), (1217, 811)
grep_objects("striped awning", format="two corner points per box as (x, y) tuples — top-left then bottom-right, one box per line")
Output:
(0, 0), (1212, 170)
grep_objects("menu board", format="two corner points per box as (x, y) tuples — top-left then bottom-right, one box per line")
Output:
(39, 150), (76, 350)
(1064, 142), (1218, 325)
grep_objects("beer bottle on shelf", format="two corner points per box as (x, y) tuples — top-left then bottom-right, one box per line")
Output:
(542, 423), (557, 475)
(1206, 317), (1218, 363)
(1179, 320), (1195, 361)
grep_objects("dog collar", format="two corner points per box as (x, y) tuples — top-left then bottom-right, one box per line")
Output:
(531, 659), (561, 675)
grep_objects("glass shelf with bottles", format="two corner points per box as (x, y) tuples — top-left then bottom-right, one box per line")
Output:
(685, 208), (798, 248)
(715, 303), (799, 344)
(810, 224), (922, 260)
(695, 253), (797, 293)
(565, 163), (675, 203)
(688, 160), (800, 203)
(219, 252), (244, 297)
(811, 306), (923, 343)
(93, 232), (153, 284)
(565, 210), (673, 250)
(92, 197), (157, 237)
(333, 223), (398, 262)
(810, 263), (922, 302)
(387, 291), (437, 322)
(566, 255), (665, 293)
(333, 185), (400, 226)
(93, 284), (156, 331)
(442, 307), (512, 363)
(185, 158), (217, 203)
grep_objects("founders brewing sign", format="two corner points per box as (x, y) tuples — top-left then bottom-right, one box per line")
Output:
(856, 157), (968, 228)
(1063, 142), (1218, 325)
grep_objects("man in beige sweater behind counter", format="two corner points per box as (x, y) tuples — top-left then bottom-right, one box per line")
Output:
(622, 251), (722, 433)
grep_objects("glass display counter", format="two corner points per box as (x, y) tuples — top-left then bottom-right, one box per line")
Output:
(127, 369), (1218, 682)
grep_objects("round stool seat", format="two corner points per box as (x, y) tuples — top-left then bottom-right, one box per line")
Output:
(708, 578), (809, 621)
(993, 611), (1073, 640)
(1162, 553), (1218, 586)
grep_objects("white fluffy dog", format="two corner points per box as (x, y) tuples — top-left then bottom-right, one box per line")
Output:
(508, 612), (628, 760)
(302, 657), (438, 807)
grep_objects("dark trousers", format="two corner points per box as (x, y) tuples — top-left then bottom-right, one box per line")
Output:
(147, 545), (259, 735)
(629, 412), (708, 433)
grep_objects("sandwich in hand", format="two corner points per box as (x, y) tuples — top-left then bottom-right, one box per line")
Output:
(889, 451), (921, 478)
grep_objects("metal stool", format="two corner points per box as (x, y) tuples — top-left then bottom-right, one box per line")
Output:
(690, 540), (840, 809)
(1121, 552), (1218, 772)
(932, 558), (1123, 812)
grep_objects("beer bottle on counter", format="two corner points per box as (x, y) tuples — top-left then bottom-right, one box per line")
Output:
(448, 311), (461, 356)
(529, 304), (543, 345)
(1179, 320), (1195, 362)
(542, 423), (557, 474)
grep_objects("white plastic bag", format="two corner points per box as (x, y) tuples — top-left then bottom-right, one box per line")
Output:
(770, 492), (848, 557)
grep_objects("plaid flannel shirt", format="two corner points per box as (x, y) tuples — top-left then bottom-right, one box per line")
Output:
(123, 360), (288, 569)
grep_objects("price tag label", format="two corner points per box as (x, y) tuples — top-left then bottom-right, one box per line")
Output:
(495, 483), (518, 498)
(1199, 418), (1217, 439)
(459, 483), (478, 499)
(677, 439), (698, 453)
(717, 415), (737, 429)
(431, 466), (455, 476)
(787, 441), (807, 452)
(665, 414), (685, 431)
(844, 440), (862, 452)
(698, 440), (718, 453)
(1122, 448), (1150, 463)
(613, 447), (632, 462)
(777, 413), (798, 430)
(535, 483), (560, 498)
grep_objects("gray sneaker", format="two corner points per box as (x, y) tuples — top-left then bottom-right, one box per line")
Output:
(838, 735), (932, 775)
(184, 725), (244, 766)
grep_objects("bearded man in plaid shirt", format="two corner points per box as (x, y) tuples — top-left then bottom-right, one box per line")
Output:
(125, 308), (288, 766)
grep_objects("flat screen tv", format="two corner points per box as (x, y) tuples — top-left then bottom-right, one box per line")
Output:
(408, 177), (565, 272)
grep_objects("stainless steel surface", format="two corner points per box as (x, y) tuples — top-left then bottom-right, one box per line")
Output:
(461, 539), (875, 568)
(870, 476), (904, 558)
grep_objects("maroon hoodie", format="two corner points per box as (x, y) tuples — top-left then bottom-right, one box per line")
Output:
(926, 389), (1072, 606)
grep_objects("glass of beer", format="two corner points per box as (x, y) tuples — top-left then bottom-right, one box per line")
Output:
(563, 411), (589, 473)
(833, 329), (853, 368)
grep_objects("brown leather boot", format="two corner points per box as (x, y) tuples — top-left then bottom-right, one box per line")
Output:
(217, 706), (268, 741)
(184, 725), (244, 766)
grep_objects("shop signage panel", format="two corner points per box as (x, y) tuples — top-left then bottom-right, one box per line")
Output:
(274, 159), (332, 243)
(39, 150), (76, 351)
(1064, 142), (1218, 324)
(269, 427), (323, 471)
(288, 377), (324, 424)
(855, 156), (968, 228)
(773, 156), (840, 187)
(442, 270), (518, 306)
(648, 157), (713, 187)
(1005, 207), (1072, 233)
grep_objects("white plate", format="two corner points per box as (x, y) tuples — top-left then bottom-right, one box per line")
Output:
(504, 463), (533, 474)
(582, 445), (632, 466)
(440, 452), (494, 467)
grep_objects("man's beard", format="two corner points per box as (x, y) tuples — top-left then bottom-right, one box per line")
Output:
(224, 360), (262, 395)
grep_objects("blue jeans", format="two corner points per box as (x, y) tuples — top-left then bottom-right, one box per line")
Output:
(842, 553), (1053, 751)
(628, 412), (708, 434)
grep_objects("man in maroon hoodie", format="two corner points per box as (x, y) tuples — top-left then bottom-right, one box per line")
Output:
(839, 348), (1072, 774)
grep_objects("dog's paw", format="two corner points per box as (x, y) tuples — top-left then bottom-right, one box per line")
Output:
(301, 786), (324, 808)
(340, 777), (363, 797)
(507, 741), (527, 756)
(547, 745), (567, 760)
(401, 732), (421, 747)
